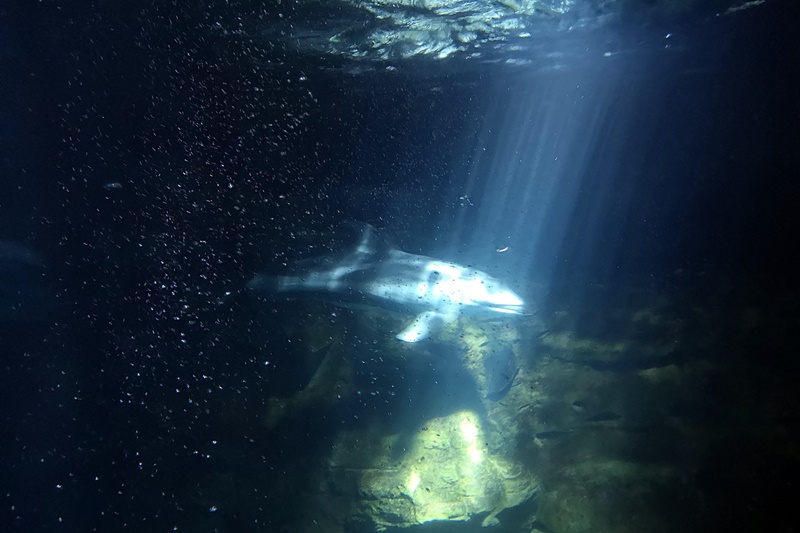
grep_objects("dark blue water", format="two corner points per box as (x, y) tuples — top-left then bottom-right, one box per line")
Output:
(2, 1), (798, 532)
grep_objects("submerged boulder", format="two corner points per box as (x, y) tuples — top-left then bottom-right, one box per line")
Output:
(322, 410), (537, 530)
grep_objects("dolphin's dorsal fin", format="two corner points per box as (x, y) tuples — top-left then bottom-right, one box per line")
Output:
(285, 222), (393, 274)
(340, 221), (394, 263)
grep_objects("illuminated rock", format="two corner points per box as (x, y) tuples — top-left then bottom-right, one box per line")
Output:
(328, 410), (537, 530)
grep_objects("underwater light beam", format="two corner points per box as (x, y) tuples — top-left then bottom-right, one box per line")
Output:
(443, 42), (632, 298)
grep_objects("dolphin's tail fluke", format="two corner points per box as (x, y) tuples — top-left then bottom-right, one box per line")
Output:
(246, 274), (284, 294)
(246, 274), (279, 292)
(247, 274), (308, 294)
(216, 274), (303, 307)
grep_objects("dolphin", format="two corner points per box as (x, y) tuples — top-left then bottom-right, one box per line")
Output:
(247, 223), (527, 342)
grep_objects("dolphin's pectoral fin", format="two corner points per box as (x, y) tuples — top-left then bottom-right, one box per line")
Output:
(396, 311), (447, 343)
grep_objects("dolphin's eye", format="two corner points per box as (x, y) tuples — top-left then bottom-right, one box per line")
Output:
(428, 271), (442, 283)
